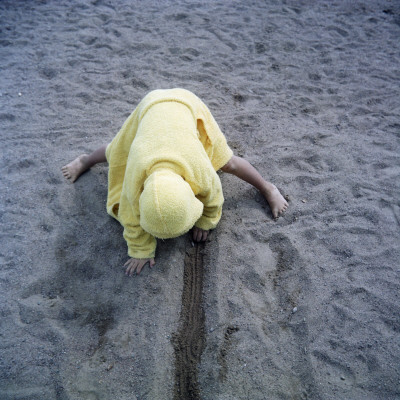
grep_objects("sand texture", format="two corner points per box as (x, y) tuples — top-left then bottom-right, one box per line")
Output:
(1, 0), (400, 399)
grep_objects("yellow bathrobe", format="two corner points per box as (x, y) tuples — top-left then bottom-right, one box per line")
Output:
(105, 88), (233, 259)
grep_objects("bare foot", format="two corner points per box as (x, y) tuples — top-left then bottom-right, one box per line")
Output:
(262, 184), (289, 219)
(61, 154), (90, 183)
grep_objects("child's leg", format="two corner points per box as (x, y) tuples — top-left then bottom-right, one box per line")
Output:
(62, 144), (108, 183)
(221, 155), (288, 218)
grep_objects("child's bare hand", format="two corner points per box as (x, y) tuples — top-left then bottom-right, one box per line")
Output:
(192, 227), (209, 242)
(124, 257), (155, 276)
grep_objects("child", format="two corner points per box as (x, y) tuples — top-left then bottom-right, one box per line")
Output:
(62, 89), (288, 276)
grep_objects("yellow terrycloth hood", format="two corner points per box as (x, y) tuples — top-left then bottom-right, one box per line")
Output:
(139, 170), (204, 239)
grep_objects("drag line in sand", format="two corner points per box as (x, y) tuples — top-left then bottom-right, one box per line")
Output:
(173, 242), (206, 400)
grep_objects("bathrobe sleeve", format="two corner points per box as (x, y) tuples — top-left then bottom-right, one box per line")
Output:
(119, 193), (157, 259)
(196, 101), (233, 171)
(106, 108), (139, 220)
(106, 107), (140, 165)
(194, 172), (224, 231)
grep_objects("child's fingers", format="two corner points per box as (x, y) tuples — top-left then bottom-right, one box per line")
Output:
(129, 261), (140, 276)
(124, 259), (132, 267)
(193, 228), (202, 242)
(125, 265), (132, 275)
(137, 260), (148, 275)
(124, 258), (154, 276)
(124, 259), (137, 276)
(125, 261), (135, 276)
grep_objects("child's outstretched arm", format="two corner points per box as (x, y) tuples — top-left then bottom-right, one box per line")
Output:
(221, 155), (288, 218)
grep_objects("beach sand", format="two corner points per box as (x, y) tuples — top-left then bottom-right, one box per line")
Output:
(1, 0), (399, 399)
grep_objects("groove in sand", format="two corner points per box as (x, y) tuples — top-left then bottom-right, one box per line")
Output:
(173, 242), (206, 400)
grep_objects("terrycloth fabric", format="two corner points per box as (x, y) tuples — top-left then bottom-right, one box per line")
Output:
(139, 170), (204, 239)
(105, 88), (233, 259)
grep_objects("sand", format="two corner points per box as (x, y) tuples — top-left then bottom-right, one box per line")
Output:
(1, 0), (399, 399)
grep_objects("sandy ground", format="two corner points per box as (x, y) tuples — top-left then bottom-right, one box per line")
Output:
(1, 0), (400, 399)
